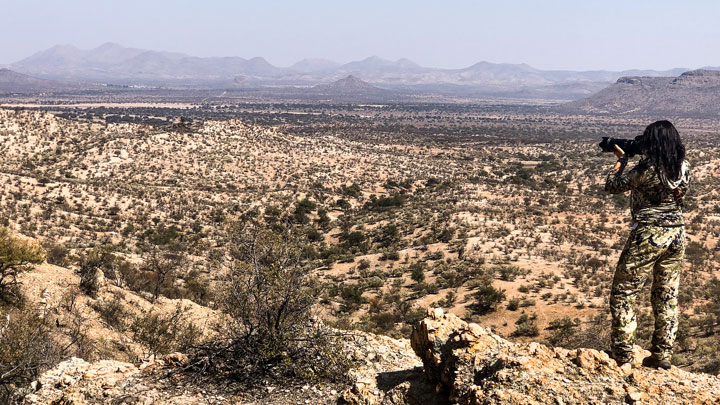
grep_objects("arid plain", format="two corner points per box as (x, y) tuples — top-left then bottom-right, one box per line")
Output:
(2, 98), (720, 402)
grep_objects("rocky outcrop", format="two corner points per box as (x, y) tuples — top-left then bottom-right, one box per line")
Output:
(21, 353), (234, 405)
(23, 310), (720, 404)
(22, 331), (425, 405)
(408, 308), (720, 404)
(340, 331), (441, 405)
(309, 75), (396, 99)
(22, 357), (141, 404)
(343, 308), (720, 404)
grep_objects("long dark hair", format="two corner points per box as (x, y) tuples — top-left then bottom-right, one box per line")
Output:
(641, 120), (685, 181)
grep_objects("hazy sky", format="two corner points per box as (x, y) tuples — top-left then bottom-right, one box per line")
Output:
(2, 0), (719, 71)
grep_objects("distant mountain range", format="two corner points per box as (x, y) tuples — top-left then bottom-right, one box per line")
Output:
(3, 43), (709, 100)
(562, 69), (720, 116)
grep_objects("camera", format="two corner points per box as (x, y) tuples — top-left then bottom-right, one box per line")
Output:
(598, 136), (645, 157)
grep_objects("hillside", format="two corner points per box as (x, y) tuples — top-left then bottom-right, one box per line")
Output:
(0, 69), (91, 93)
(563, 69), (720, 116)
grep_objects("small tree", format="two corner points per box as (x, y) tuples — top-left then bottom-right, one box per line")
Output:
(143, 247), (183, 300)
(222, 222), (317, 344)
(0, 228), (44, 303)
(513, 314), (539, 337)
(547, 316), (580, 347)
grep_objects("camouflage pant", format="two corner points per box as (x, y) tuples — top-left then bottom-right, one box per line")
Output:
(610, 224), (685, 361)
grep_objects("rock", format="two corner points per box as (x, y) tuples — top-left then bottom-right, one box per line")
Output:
(21, 356), (236, 404)
(164, 352), (189, 367)
(94, 268), (106, 288)
(403, 308), (720, 404)
(23, 357), (140, 404)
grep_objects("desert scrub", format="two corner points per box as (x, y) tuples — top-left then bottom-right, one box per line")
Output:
(91, 293), (128, 331)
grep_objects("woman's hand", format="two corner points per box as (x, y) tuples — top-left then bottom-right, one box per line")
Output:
(612, 145), (626, 172)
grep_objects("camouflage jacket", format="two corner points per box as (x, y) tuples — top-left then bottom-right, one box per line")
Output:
(605, 157), (691, 226)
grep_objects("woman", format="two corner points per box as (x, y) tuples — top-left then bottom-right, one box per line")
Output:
(605, 120), (690, 369)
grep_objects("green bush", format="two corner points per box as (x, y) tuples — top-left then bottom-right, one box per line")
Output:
(76, 245), (115, 298)
(546, 317), (580, 347)
(495, 265), (527, 282)
(512, 314), (539, 337)
(473, 284), (506, 314)
(340, 283), (366, 313)
(43, 242), (69, 267)
(92, 294), (127, 331)
(411, 265), (425, 283)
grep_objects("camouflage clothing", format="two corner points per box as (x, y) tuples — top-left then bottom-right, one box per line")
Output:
(609, 224), (685, 361)
(605, 157), (690, 362)
(605, 157), (690, 226)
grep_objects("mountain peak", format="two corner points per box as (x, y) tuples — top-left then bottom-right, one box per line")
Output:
(330, 75), (376, 88)
(678, 68), (720, 77)
(96, 42), (123, 48)
(311, 75), (393, 98)
(363, 55), (386, 62)
(93, 42), (129, 52)
(396, 58), (421, 68)
(46, 44), (81, 52)
(289, 58), (340, 73)
(322, 75), (376, 90)
(670, 68), (720, 87)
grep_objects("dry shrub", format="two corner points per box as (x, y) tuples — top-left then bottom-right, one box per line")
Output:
(187, 221), (350, 386)
(76, 245), (115, 298)
(131, 304), (202, 357)
(0, 306), (61, 403)
(91, 293), (128, 331)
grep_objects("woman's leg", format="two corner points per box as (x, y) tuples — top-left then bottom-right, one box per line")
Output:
(610, 226), (661, 361)
(649, 228), (685, 362)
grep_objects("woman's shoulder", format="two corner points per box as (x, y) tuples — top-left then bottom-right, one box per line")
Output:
(628, 158), (658, 186)
(630, 158), (652, 175)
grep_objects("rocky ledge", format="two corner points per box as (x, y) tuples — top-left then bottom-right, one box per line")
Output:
(22, 309), (720, 404)
(344, 308), (720, 404)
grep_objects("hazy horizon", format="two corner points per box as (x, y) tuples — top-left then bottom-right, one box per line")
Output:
(2, 0), (719, 71)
